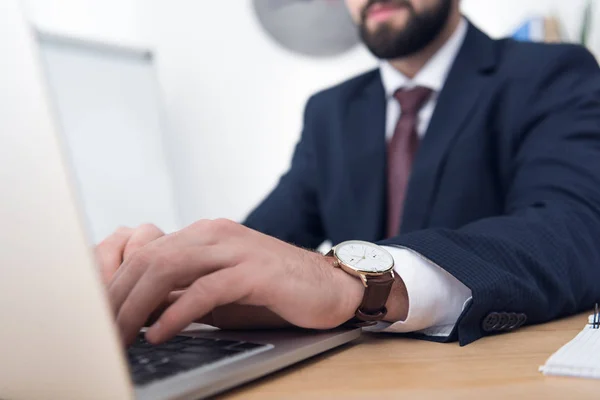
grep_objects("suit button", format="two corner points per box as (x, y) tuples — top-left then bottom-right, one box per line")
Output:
(516, 313), (527, 327)
(482, 312), (500, 332)
(504, 313), (519, 331)
(493, 313), (509, 331)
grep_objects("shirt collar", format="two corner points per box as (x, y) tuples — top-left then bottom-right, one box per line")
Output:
(380, 17), (468, 98)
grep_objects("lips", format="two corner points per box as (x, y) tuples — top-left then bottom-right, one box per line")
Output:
(366, 2), (408, 21)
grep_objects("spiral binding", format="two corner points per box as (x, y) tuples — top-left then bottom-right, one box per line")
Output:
(591, 303), (599, 329)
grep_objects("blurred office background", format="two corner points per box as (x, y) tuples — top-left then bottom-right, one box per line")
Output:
(20, 0), (600, 241)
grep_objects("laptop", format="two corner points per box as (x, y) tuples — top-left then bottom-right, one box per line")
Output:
(0, 1), (360, 399)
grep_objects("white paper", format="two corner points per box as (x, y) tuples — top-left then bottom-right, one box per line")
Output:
(539, 315), (600, 379)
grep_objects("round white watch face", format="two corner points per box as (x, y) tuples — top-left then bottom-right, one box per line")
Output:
(335, 241), (394, 273)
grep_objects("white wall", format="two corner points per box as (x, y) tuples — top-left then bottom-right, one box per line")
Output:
(21, 0), (600, 228)
(22, 0), (144, 46)
(141, 0), (377, 224)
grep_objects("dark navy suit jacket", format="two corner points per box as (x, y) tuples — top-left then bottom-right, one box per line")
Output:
(244, 23), (600, 345)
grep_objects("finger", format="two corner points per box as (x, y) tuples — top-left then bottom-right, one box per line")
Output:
(95, 227), (134, 285)
(145, 265), (253, 344)
(164, 291), (216, 326)
(109, 239), (229, 316)
(115, 245), (235, 345)
(145, 290), (187, 326)
(108, 232), (183, 315)
(167, 290), (186, 303)
(165, 290), (215, 326)
(109, 224), (165, 287)
(114, 218), (240, 290)
(123, 224), (164, 260)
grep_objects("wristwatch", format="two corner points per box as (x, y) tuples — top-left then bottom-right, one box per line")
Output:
(325, 240), (395, 326)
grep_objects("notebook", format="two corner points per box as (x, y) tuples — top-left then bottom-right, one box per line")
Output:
(539, 315), (600, 379)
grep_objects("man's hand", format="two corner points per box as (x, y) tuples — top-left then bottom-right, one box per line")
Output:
(96, 224), (165, 285)
(98, 219), (409, 347)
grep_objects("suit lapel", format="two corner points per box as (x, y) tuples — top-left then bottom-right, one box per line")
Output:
(401, 23), (498, 232)
(342, 73), (387, 241)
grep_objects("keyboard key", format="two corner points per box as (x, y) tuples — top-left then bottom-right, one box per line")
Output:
(128, 347), (151, 356)
(184, 338), (216, 346)
(232, 342), (266, 351)
(168, 352), (203, 366)
(172, 352), (225, 366)
(132, 371), (156, 385)
(184, 346), (240, 356)
(133, 335), (153, 348)
(165, 335), (191, 343)
(214, 339), (241, 347)
(149, 356), (171, 367)
(158, 343), (186, 351)
(144, 350), (173, 359)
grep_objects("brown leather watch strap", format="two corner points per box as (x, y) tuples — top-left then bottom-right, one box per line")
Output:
(355, 273), (394, 322)
(325, 250), (395, 327)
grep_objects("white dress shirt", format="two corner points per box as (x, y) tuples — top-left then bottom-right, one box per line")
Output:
(372, 18), (472, 337)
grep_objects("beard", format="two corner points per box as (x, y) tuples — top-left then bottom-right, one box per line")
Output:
(359, 0), (453, 59)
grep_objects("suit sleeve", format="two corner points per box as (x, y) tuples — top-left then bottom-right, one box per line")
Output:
(380, 46), (600, 346)
(243, 96), (325, 249)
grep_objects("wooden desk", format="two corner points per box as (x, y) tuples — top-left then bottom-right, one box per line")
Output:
(222, 313), (599, 399)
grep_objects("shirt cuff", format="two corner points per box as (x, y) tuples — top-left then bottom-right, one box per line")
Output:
(364, 245), (472, 337)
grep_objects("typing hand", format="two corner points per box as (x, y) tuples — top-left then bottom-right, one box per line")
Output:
(104, 219), (366, 346)
(95, 224), (165, 285)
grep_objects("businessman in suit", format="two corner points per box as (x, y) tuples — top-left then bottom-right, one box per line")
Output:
(98, 0), (600, 346)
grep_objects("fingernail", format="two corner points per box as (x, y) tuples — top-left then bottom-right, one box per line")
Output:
(146, 321), (161, 343)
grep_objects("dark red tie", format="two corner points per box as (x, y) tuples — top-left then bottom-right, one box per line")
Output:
(387, 86), (432, 238)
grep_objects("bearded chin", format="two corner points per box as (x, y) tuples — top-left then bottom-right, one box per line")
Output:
(359, 0), (453, 59)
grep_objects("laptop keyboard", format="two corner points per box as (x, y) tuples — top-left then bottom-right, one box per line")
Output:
(128, 333), (271, 386)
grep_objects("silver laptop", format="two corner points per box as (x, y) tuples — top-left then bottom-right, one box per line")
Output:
(0, 1), (360, 399)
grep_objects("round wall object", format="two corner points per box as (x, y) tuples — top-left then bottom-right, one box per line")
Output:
(252, 0), (360, 58)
